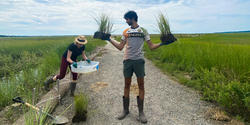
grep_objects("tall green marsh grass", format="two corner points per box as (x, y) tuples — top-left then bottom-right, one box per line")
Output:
(144, 33), (250, 121)
(0, 36), (106, 110)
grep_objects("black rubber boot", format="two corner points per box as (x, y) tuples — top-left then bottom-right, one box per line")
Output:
(70, 82), (77, 96)
(137, 96), (147, 124)
(44, 76), (55, 91)
(117, 96), (129, 120)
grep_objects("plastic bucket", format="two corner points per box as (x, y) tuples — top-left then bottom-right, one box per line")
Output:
(71, 61), (99, 74)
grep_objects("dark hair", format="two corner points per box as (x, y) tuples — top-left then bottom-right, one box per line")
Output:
(124, 10), (138, 22)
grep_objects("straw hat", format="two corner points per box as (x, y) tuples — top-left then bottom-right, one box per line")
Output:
(74, 35), (88, 45)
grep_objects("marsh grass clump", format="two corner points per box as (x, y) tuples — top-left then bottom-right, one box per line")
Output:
(72, 93), (88, 123)
(93, 14), (113, 40)
(24, 102), (52, 125)
(157, 13), (177, 44)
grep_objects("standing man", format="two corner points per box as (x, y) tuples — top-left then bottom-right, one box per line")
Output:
(106, 11), (169, 123)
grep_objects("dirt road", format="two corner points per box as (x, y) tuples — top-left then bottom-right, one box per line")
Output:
(52, 42), (223, 125)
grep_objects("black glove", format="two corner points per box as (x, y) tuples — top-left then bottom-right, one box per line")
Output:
(101, 33), (111, 41)
(86, 59), (91, 64)
(160, 34), (177, 46)
(72, 62), (77, 68)
(93, 31), (104, 39)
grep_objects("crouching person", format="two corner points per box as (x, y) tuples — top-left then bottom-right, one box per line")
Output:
(44, 35), (91, 96)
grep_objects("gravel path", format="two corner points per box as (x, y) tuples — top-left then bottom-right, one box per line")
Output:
(52, 42), (223, 125)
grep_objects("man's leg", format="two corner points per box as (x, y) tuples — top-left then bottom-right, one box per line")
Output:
(134, 59), (146, 99)
(124, 77), (132, 98)
(137, 77), (147, 123)
(118, 77), (132, 120)
(118, 60), (133, 120)
(134, 59), (147, 124)
(137, 77), (144, 100)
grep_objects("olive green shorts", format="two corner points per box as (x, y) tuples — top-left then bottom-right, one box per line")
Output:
(123, 59), (145, 78)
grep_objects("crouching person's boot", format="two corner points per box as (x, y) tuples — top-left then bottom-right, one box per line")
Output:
(117, 96), (129, 120)
(137, 96), (147, 124)
(70, 82), (77, 96)
(44, 76), (55, 91)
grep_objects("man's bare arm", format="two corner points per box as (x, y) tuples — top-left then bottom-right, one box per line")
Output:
(109, 38), (126, 51)
(146, 40), (161, 50)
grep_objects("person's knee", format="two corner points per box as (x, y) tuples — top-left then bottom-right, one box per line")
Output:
(137, 79), (144, 90)
(125, 78), (131, 89)
(57, 74), (65, 80)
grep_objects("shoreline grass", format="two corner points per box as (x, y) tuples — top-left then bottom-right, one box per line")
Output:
(24, 102), (52, 125)
(0, 36), (106, 112)
(144, 33), (250, 122)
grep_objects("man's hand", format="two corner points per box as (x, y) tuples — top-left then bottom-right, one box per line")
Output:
(101, 33), (111, 41)
(160, 34), (177, 46)
(72, 62), (77, 68)
(160, 40), (175, 46)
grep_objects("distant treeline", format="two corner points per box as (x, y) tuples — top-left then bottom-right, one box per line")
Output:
(0, 35), (29, 37)
(216, 30), (250, 33)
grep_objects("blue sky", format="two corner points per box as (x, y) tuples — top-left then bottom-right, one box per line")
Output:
(0, 0), (250, 36)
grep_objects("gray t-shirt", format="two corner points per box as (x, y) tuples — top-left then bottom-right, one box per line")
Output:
(121, 26), (150, 60)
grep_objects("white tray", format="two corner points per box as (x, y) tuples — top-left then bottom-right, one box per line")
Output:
(71, 61), (99, 73)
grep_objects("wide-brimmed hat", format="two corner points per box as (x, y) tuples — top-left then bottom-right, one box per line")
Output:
(74, 35), (88, 45)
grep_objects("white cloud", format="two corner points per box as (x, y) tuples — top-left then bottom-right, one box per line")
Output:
(0, 0), (249, 35)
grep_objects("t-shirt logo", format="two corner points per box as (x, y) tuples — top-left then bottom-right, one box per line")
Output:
(122, 27), (150, 41)
(128, 33), (144, 37)
(137, 28), (142, 33)
(126, 28), (145, 38)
